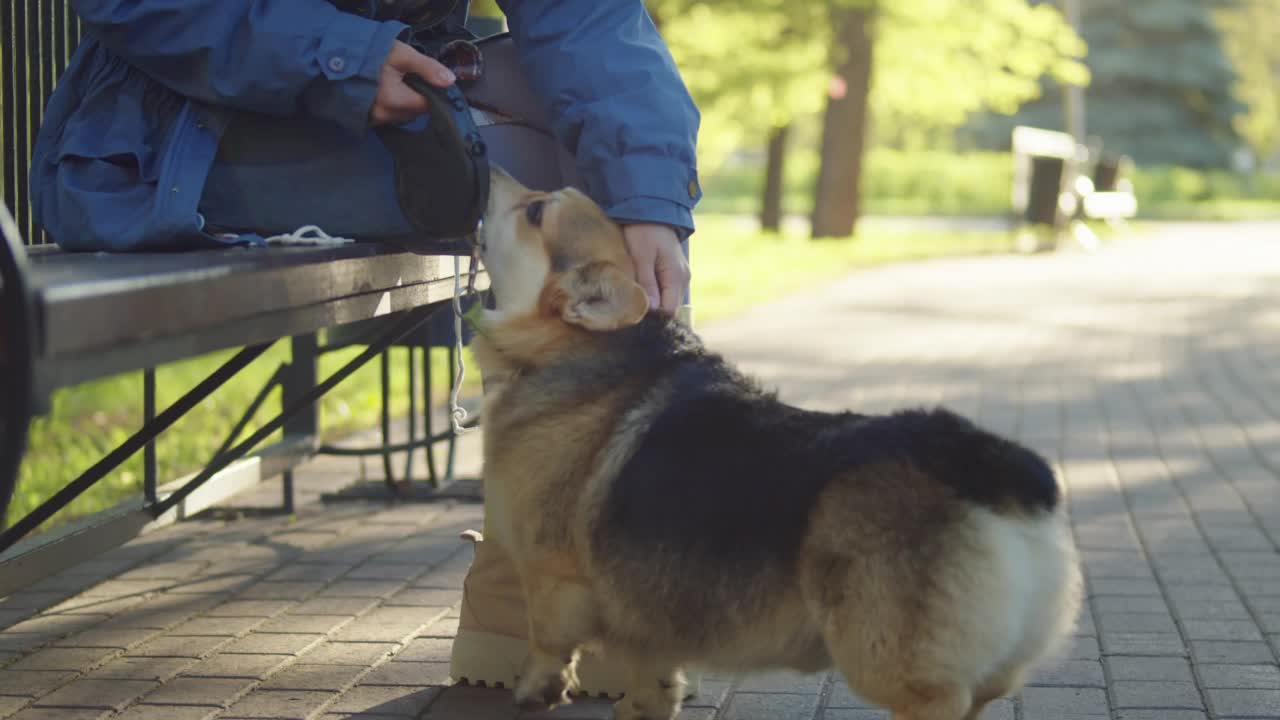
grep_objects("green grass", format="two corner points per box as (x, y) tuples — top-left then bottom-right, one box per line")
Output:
(10, 342), (478, 531)
(688, 214), (1018, 323)
(700, 147), (1280, 221)
(9, 214), (1033, 532)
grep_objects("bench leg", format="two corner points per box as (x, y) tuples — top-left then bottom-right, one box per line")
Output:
(280, 334), (319, 514)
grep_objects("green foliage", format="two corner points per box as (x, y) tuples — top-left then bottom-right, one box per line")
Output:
(1213, 0), (1280, 160)
(871, 0), (1087, 146)
(701, 147), (1015, 215)
(648, 0), (1086, 173)
(646, 0), (830, 172)
(969, 0), (1247, 168)
(700, 147), (1280, 219)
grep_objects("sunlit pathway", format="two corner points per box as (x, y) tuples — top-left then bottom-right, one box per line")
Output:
(2, 222), (1278, 719)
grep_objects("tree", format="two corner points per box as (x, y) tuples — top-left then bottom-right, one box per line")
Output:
(811, 4), (875, 238)
(649, 0), (1085, 236)
(1214, 0), (1280, 164)
(809, 0), (1086, 238)
(970, 0), (1246, 168)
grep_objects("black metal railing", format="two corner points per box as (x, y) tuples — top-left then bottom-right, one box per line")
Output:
(1, 0), (81, 247)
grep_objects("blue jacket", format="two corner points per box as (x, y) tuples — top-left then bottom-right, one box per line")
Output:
(31, 0), (701, 251)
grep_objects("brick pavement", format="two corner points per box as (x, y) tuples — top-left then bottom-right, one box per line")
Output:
(3, 221), (1279, 719)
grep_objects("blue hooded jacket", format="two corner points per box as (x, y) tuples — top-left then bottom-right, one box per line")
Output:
(30, 0), (701, 251)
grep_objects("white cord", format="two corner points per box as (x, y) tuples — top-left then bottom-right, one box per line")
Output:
(262, 225), (355, 247)
(450, 254), (476, 435)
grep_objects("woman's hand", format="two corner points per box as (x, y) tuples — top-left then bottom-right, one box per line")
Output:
(623, 223), (690, 315)
(369, 41), (456, 126)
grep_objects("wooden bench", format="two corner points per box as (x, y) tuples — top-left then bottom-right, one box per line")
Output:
(0, 0), (484, 596)
(1010, 125), (1138, 252)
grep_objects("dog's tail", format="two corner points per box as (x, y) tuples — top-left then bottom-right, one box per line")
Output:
(861, 408), (1060, 515)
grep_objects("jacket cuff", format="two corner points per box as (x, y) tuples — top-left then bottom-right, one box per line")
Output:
(590, 154), (701, 233)
(304, 16), (409, 135)
(606, 197), (696, 240)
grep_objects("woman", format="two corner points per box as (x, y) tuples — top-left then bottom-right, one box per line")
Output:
(31, 0), (700, 693)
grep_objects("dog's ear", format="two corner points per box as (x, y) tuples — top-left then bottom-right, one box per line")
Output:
(551, 261), (649, 331)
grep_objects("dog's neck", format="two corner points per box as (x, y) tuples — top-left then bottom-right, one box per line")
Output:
(470, 311), (700, 392)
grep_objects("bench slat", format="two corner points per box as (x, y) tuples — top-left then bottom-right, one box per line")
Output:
(30, 244), (484, 395)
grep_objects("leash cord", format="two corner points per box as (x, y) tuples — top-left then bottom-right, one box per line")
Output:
(449, 251), (478, 435)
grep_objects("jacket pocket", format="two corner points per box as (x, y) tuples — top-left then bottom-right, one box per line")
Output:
(51, 50), (173, 187)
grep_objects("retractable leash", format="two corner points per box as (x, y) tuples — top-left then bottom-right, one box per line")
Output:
(448, 229), (483, 436)
(381, 71), (490, 436)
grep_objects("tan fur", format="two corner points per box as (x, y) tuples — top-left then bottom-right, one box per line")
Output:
(470, 169), (1083, 720)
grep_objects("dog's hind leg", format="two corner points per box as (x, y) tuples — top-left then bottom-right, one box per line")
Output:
(612, 661), (685, 720)
(511, 577), (597, 712)
(960, 668), (1024, 720)
(888, 686), (973, 720)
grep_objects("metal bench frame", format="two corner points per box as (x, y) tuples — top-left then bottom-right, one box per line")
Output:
(0, 1), (483, 597)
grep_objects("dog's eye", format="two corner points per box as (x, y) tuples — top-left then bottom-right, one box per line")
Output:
(525, 200), (545, 228)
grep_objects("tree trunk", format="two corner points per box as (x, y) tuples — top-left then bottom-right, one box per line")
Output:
(810, 5), (875, 239)
(760, 124), (791, 232)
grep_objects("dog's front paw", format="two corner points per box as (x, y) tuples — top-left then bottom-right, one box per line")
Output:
(613, 696), (678, 720)
(514, 664), (574, 712)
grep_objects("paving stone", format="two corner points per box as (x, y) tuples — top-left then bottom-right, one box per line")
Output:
(260, 664), (367, 692)
(1092, 596), (1171, 615)
(1111, 680), (1204, 709)
(1206, 688), (1280, 716)
(722, 692), (821, 720)
(5, 707), (110, 720)
(1021, 687), (1109, 716)
(383, 589), (461, 608)
(4, 614), (108, 639)
(291, 598), (380, 617)
(1190, 640), (1277, 664)
(360, 661), (451, 687)
(218, 633), (324, 656)
(220, 689), (336, 719)
(51, 625), (162, 650)
(683, 678), (734, 710)
(32, 679), (157, 711)
(420, 685), (517, 719)
(1181, 618), (1265, 642)
(1030, 660), (1105, 687)
(8, 647), (117, 671)
(1097, 613), (1179, 634)
(302, 642), (398, 666)
(819, 709), (889, 720)
(1090, 579), (1163, 596)
(88, 655), (193, 682)
(129, 634), (228, 658)
(736, 671), (825, 694)
(394, 638), (452, 663)
(141, 676), (256, 706)
(205, 600), (295, 618)
(181, 653), (293, 679)
(256, 615), (352, 635)
(168, 616), (263, 637)
(331, 608), (446, 643)
(0, 670), (77, 698)
(265, 565), (351, 584)
(0, 696), (31, 716)
(317, 581), (407, 599)
(329, 686), (440, 715)
(1100, 632), (1187, 656)
(114, 704), (221, 720)
(1104, 656), (1195, 683)
(1112, 710), (1207, 720)
(238, 582), (327, 601)
(1198, 663), (1280, 689)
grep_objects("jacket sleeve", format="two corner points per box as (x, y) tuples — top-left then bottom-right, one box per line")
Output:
(69, 0), (408, 136)
(498, 1), (702, 235)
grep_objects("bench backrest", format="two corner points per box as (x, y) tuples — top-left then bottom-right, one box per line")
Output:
(1, 0), (82, 247)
